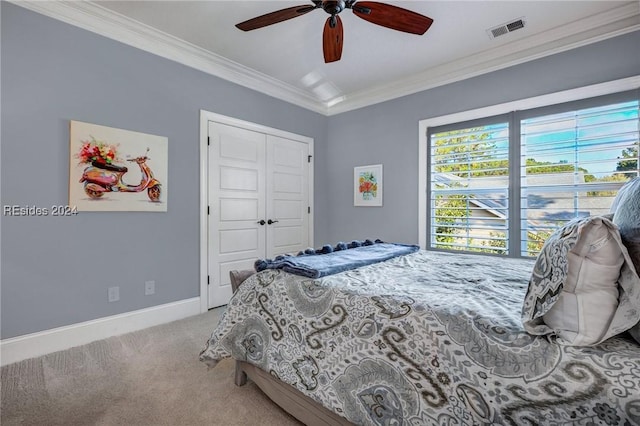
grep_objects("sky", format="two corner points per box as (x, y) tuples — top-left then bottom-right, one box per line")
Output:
(432, 100), (639, 178)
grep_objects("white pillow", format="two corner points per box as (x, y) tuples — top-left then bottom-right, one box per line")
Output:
(541, 218), (622, 345)
(522, 216), (636, 346)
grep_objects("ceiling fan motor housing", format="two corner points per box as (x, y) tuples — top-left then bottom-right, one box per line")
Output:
(322, 1), (346, 15)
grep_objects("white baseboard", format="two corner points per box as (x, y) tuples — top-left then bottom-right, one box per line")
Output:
(0, 297), (201, 367)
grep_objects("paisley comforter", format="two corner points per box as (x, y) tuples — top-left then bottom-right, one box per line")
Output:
(200, 250), (640, 425)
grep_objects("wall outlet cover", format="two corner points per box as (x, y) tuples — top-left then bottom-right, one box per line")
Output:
(108, 286), (120, 302)
(145, 280), (155, 295)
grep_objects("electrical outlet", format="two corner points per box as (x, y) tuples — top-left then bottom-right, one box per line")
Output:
(108, 286), (120, 302)
(145, 280), (155, 295)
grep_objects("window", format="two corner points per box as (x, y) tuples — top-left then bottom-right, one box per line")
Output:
(520, 100), (639, 257)
(430, 120), (510, 254)
(425, 89), (639, 258)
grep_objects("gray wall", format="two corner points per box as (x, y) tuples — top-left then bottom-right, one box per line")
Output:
(0, 3), (328, 339)
(325, 30), (640, 245)
(2, 1), (639, 339)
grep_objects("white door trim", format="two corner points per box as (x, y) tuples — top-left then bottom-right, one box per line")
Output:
(199, 110), (314, 313)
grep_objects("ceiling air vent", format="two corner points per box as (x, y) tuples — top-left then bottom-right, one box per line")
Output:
(487, 17), (526, 39)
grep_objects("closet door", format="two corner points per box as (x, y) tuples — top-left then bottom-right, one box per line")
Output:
(266, 135), (310, 258)
(208, 122), (266, 308)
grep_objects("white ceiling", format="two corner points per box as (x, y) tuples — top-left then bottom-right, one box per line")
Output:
(15, 1), (640, 115)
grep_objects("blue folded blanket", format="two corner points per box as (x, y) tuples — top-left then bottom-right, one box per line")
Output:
(255, 240), (420, 278)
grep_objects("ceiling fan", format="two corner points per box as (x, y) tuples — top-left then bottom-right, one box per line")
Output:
(236, 1), (434, 63)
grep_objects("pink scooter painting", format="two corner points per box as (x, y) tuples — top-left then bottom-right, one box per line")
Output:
(79, 148), (161, 202)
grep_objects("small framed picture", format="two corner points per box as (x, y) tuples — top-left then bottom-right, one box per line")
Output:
(354, 164), (383, 207)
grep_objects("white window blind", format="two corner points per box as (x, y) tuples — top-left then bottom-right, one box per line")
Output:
(428, 95), (639, 258)
(520, 100), (639, 257)
(430, 123), (510, 254)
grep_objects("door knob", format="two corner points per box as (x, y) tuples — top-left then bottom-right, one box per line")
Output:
(257, 220), (266, 225)
(267, 219), (279, 225)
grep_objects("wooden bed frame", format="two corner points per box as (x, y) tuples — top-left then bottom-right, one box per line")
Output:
(230, 270), (354, 426)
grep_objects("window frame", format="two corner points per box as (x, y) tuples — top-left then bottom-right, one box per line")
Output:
(418, 76), (640, 256)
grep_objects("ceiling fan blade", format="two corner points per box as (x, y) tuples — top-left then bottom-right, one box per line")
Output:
(323, 15), (344, 63)
(351, 1), (433, 35)
(236, 4), (317, 31)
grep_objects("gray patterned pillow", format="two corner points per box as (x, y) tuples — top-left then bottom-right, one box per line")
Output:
(522, 215), (640, 346)
(611, 177), (640, 343)
(611, 177), (640, 274)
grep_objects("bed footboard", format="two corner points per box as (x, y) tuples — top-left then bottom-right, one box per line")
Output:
(235, 360), (353, 426)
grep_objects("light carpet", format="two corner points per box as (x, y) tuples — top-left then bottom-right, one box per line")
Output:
(1, 308), (301, 426)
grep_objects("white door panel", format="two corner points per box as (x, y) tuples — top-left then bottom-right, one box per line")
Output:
(208, 122), (266, 308)
(273, 145), (303, 168)
(220, 198), (260, 221)
(273, 225), (303, 248)
(220, 135), (260, 162)
(266, 135), (309, 258)
(208, 123), (310, 308)
(274, 200), (302, 219)
(273, 172), (303, 193)
(219, 166), (259, 191)
(219, 229), (260, 253)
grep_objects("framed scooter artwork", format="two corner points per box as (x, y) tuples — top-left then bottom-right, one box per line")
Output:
(69, 120), (168, 212)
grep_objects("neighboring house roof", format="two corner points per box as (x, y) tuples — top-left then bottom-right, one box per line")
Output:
(433, 173), (507, 219)
(433, 171), (613, 227)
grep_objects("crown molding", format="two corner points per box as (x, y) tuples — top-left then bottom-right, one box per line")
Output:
(8, 1), (639, 117)
(329, 3), (640, 115)
(8, 0), (330, 115)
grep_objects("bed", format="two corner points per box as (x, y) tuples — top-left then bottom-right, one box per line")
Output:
(200, 238), (640, 426)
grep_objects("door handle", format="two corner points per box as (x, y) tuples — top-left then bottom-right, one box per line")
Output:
(257, 220), (266, 225)
(267, 219), (279, 225)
